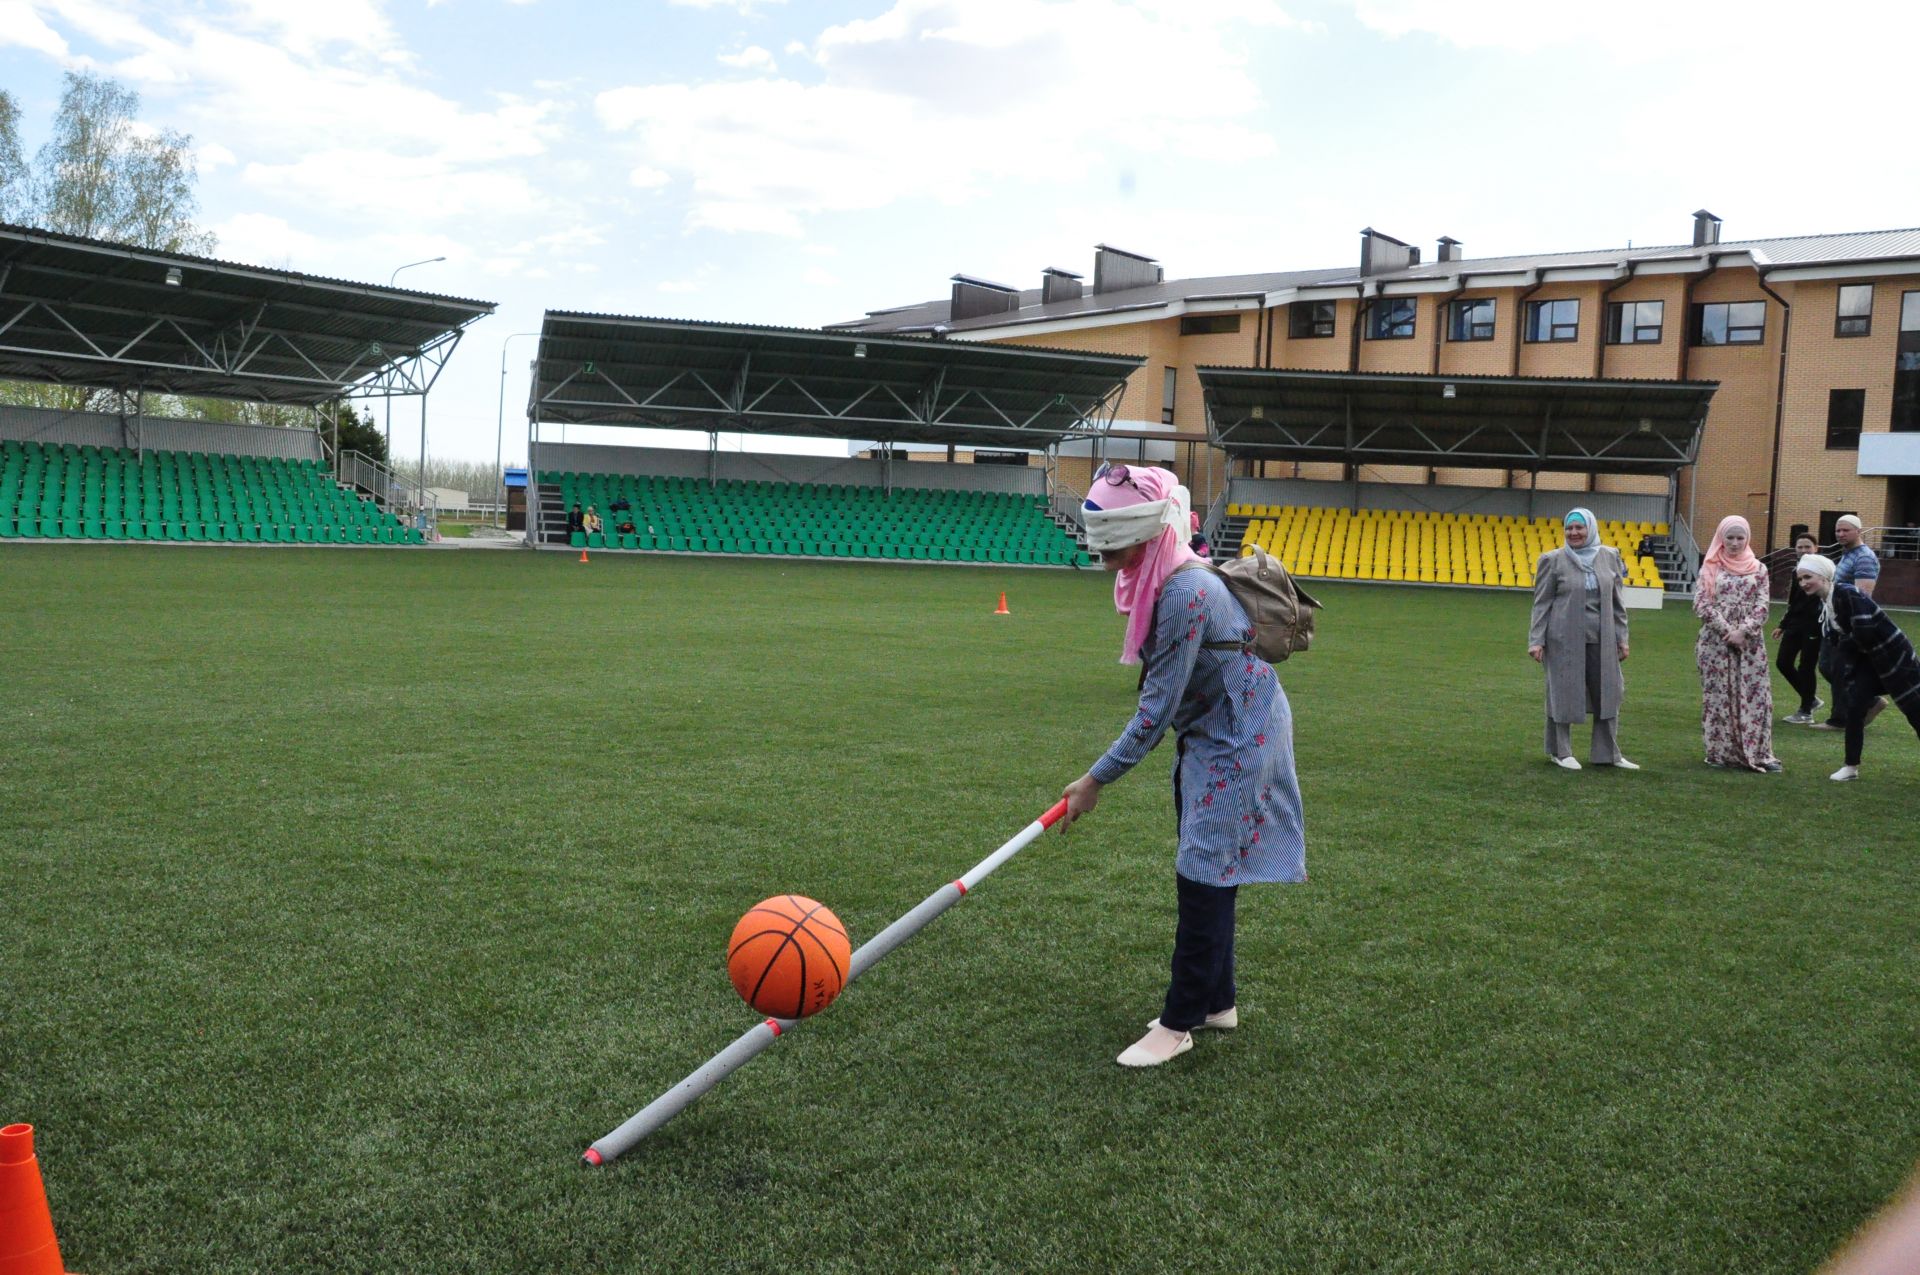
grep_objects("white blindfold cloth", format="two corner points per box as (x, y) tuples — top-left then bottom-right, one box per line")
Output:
(1082, 488), (1192, 553)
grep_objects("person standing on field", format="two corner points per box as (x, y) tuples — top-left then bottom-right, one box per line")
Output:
(1528, 508), (1637, 771)
(1693, 515), (1781, 772)
(1816, 515), (1882, 730)
(1773, 532), (1824, 724)
(1059, 463), (1306, 1070)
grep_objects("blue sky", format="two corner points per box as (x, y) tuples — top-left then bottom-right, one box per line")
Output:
(3, 0), (1916, 464)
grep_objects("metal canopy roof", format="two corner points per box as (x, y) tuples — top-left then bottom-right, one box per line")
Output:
(1199, 368), (1717, 475)
(0, 222), (495, 405)
(533, 312), (1144, 449)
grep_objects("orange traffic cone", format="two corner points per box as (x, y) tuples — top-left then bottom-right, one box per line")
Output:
(579, 549), (590, 564)
(993, 591), (1010, 616)
(0, 1123), (68, 1275)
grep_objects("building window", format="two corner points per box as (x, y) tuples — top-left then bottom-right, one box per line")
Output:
(1605, 300), (1664, 344)
(1827, 388), (1865, 449)
(1179, 314), (1241, 336)
(1289, 300), (1335, 338)
(1161, 366), (1177, 425)
(1525, 298), (1579, 343)
(1366, 297), (1417, 340)
(1447, 299), (1495, 342)
(1836, 284), (1873, 338)
(1690, 300), (1767, 346)
(1894, 291), (1920, 432)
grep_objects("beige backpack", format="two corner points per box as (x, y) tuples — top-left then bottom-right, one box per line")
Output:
(1174, 546), (1322, 663)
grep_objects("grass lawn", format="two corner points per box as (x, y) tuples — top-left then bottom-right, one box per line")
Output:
(3, 544), (1917, 1273)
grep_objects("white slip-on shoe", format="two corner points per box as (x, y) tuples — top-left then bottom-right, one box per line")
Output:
(1116, 1025), (1193, 1068)
(1551, 755), (1581, 770)
(1831, 765), (1861, 782)
(1147, 1007), (1238, 1032)
(1603, 757), (1640, 771)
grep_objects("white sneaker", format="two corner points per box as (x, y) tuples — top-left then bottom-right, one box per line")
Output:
(1116, 1025), (1193, 1067)
(1147, 1007), (1238, 1032)
(1831, 765), (1860, 782)
(1550, 755), (1581, 770)
(1783, 711), (1814, 725)
(1602, 757), (1640, 771)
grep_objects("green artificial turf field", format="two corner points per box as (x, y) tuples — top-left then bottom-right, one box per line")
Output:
(3, 545), (1917, 1273)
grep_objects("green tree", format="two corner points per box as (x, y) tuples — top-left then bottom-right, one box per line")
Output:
(28, 71), (212, 251)
(0, 89), (25, 223)
(0, 73), (218, 412)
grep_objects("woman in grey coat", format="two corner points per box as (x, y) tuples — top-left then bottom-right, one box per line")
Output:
(1528, 508), (1638, 771)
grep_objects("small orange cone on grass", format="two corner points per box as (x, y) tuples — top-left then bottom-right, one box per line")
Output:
(993, 591), (1010, 616)
(0, 1123), (69, 1275)
(579, 549), (590, 564)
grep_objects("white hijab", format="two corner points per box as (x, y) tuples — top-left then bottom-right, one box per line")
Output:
(1797, 553), (1838, 632)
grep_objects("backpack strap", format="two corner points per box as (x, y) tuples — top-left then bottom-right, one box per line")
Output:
(1167, 560), (1251, 653)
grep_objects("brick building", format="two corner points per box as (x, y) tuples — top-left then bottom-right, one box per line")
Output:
(834, 213), (1920, 553)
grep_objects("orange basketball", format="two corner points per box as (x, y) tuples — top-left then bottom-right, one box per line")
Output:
(727, 895), (852, 1019)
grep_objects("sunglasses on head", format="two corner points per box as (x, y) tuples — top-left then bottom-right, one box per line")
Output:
(1094, 462), (1144, 493)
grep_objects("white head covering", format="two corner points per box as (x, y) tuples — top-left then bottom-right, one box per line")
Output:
(1796, 553), (1838, 630)
(1081, 485), (1191, 552)
(1837, 514), (1864, 532)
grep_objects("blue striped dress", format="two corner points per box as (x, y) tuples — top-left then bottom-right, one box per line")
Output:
(1090, 570), (1308, 886)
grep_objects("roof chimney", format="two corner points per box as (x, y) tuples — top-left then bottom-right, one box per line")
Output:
(1359, 227), (1416, 277)
(1692, 209), (1722, 248)
(949, 274), (1021, 323)
(1092, 244), (1160, 294)
(1437, 236), (1463, 263)
(1041, 267), (1083, 305)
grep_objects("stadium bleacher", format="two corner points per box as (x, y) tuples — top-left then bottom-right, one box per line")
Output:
(1227, 504), (1668, 590)
(0, 440), (422, 545)
(540, 470), (1093, 565)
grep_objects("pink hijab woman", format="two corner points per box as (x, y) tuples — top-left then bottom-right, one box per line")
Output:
(1057, 463), (1307, 1070)
(1692, 514), (1781, 772)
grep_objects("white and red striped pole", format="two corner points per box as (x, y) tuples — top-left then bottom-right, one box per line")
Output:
(583, 798), (1071, 1167)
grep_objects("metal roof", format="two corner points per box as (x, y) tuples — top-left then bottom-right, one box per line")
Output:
(0, 222), (495, 405)
(1199, 368), (1718, 475)
(840, 227), (1920, 336)
(829, 267), (1356, 335)
(532, 312), (1144, 449)
(1309, 227), (1920, 287)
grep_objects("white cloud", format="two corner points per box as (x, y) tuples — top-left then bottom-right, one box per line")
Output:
(802, 265), (838, 286)
(196, 141), (238, 170)
(629, 166), (671, 189)
(206, 211), (325, 265)
(598, 0), (1299, 237)
(717, 44), (776, 70)
(0, 1), (71, 57)
(668, 0), (786, 9)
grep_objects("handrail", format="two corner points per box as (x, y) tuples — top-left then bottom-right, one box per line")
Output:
(1668, 513), (1702, 580)
(339, 450), (439, 530)
(1050, 482), (1087, 530)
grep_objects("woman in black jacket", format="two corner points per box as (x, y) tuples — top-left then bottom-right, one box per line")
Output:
(1773, 533), (1824, 724)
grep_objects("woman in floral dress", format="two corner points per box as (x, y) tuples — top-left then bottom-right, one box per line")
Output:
(1693, 515), (1781, 772)
(1059, 464), (1306, 1069)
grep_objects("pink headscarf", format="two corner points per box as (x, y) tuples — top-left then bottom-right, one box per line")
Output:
(1697, 514), (1763, 600)
(1083, 465), (1201, 665)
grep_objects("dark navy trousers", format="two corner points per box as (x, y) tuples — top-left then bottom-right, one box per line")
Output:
(1161, 873), (1238, 1032)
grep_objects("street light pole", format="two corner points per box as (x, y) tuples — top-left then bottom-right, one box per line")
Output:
(497, 331), (539, 530)
(387, 257), (446, 524)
